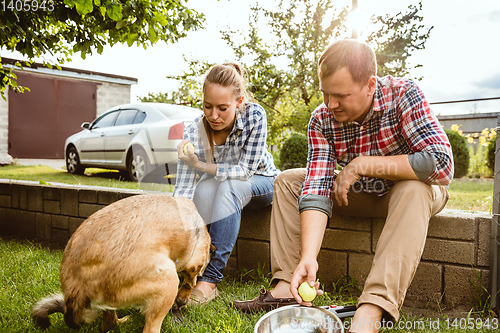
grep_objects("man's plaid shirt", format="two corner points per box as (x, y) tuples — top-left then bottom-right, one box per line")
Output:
(174, 102), (279, 200)
(302, 76), (454, 199)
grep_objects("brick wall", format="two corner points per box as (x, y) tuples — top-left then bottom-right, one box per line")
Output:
(0, 179), (492, 308)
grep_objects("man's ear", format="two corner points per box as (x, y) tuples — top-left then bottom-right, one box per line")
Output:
(367, 76), (377, 95)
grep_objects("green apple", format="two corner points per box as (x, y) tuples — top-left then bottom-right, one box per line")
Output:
(298, 281), (316, 302)
(183, 142), (195, 155)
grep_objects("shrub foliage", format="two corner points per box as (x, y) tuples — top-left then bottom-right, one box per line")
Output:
(279, 134), (308, 170)
(444, 129), (470, 178)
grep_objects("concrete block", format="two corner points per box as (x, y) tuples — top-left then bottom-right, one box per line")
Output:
(222, 256), (239, 278)
(60, 188), (79, 216)
(44, 200), (60, 214)
(348, 253), (374, 288)
(329, 213), (371, 231)
(69, 217), (85, 236)
(0, 195), (11, 208)
(98, 190), (125, 205)
(0, 207), (5, 232)
(27, 186), (43, 212)
(35, 213), (52, 240)
(79, 203), (105, 218)
(237, 239), (271, 276)
(406, 262), (443, 305)
(52, 228), (70, 244)
(79, 189), (98, 203)
(443, 265), (489, 306)
(52, 215), (69, 230)
(19, 185), (27, 210)
(0, 182), (11, 195)
(317, 250), (348, 288)
(422, 238), (475, 265)
(11, 184), (19, 208)
(428, 214), (476, 241)
(476, 217), (491, 267)
(322, 229), (371, 253)
(239, 205), (271, 241)
(4, 209), (35, 238)
(43, 187), (60, 201)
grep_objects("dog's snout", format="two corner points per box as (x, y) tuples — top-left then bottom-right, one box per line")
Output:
(175, 297), (188, 308)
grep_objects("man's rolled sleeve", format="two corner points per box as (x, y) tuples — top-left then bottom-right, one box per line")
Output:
(298, 194), (333, 218)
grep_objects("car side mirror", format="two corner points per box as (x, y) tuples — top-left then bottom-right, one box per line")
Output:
(81, 122), (91, 130)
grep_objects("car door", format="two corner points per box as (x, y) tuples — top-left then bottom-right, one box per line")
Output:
(79, 110), (119, 164)
(104, 109), (147, 165)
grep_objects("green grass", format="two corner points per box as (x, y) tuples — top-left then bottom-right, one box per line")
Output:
(0, 238), (497, 332)
(447, 179), (494, 212)
(0, 164), (174, 192)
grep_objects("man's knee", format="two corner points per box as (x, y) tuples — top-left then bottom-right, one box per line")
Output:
(274, 168), (306, 194)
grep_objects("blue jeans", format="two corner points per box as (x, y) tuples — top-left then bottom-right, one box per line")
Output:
(193, 174), (275, 284)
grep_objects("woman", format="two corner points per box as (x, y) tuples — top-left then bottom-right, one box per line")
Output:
(173, 63), (279, 305)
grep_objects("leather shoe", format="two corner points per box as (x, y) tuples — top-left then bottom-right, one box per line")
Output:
(231, 288), (298, 313)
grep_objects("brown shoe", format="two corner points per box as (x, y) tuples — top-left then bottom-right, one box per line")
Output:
(231, 288), (299, 313)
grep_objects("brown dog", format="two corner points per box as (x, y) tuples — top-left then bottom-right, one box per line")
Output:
(32, 194), (212, 333)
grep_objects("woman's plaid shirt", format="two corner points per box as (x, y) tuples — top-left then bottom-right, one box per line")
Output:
(303, 76), (454, 199)
(174, 102), (279, 200)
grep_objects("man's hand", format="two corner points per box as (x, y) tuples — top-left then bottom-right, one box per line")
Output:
(290, 259), (323, 306)
(334, 159), (361, 206)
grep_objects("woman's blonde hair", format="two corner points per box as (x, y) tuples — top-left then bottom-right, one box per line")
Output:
(202, 63), (251, 154)
(318, 39), (377, 84)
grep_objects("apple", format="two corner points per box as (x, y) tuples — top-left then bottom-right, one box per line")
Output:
(183, 142), (195, 155)
(298, 281), (317, 302)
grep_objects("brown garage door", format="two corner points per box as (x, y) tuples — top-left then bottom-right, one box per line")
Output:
(8, 72), (97, 158)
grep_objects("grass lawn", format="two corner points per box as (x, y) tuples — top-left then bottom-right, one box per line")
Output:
(0, 164), (495, 212)
(0, 164), (174, 192)
(0, 239), (498, 333)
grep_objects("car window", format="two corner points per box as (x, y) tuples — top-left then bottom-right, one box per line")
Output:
(92, 111), (119, 129)
(115, 110), (139, 126)
(133, 111), (147, 124)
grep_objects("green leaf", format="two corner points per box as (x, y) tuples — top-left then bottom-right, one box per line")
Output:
(75, 0), (94, 15)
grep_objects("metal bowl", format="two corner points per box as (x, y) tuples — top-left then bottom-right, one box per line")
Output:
(254, 305), (344, 333)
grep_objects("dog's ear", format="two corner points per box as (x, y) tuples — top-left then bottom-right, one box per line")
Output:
(209, 244), (216, 258)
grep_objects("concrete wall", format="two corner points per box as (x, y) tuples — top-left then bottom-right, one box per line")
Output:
(96, 82), (132, 117)
(0, 179), (491, 308)
(0, 91), (8, 153)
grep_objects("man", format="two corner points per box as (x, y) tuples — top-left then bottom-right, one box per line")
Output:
(232, 39), (453, 332)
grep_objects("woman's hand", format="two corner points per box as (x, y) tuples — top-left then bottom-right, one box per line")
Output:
(177, 140), (200, 168)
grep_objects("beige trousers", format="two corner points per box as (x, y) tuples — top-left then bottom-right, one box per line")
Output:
(270, 168), (449, 321)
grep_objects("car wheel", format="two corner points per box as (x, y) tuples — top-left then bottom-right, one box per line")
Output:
(66, 146), (85, 175)
(127, 148), (149, 182)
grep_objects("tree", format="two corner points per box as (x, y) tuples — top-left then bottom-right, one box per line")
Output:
(162, 0), (433, 146)
(0, 0), (205, 99)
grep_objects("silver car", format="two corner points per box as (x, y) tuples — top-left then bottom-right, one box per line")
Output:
(64, 103), (202, 182)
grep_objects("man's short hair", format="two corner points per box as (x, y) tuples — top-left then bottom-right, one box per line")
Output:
(318, 39), (377, 84)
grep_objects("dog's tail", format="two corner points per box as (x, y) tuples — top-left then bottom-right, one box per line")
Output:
(31, 293), (66, 329)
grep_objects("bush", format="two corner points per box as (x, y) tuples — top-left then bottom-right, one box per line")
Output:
(486, 134), (496, 173)
(279, 134), (308, 170)
(444, 129), (470, 178)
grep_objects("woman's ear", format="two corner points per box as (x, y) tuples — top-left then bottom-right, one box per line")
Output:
(236, 95), (245, 107)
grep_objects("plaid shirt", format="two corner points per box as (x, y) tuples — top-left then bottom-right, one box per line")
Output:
(174, 102), (279, 200)
(303, 76), (453, 199)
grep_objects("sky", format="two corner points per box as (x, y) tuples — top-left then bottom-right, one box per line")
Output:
(3, 0), (500, 116)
